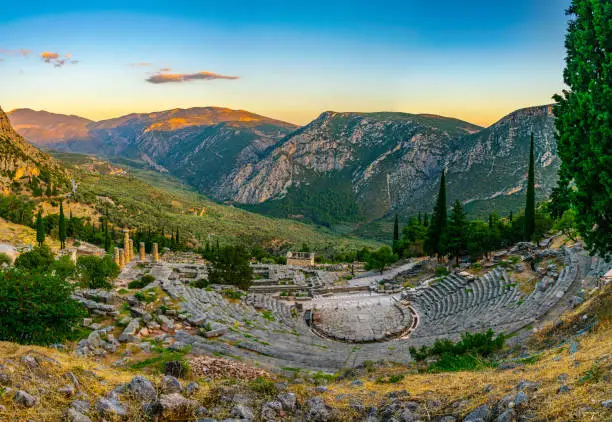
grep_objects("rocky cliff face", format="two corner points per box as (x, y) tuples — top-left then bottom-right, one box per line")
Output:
(218, 106), (556, 219)
(216, 112), (482, 218)
(0, 106), (69, 193)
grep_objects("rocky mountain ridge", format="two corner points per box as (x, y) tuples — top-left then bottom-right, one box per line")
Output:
(9, 104), (558, 222)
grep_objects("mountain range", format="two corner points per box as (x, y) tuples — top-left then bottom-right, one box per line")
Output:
(8, 104), (558, 226)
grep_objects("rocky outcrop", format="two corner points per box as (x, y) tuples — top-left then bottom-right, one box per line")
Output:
(218, 105), (557, 219)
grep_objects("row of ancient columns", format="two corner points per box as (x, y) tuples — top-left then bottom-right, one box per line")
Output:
(113, 229), (160, 269)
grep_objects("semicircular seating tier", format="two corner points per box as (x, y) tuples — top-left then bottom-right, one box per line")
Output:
(160, 246), (602, 372)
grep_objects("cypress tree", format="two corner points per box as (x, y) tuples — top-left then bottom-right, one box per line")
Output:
(36, 210), (45, 247)
(509, 211), (513, 223)
(525, 132), (536, 240)
(423, 214), (429, 227)
(58, 201), (66, 249)
(425, 171), (448, 258)
(447, 200), (467, 265)
(392, 214), (400, 253)
(418, 212), (422, 225)
(553, 0), (611, 258)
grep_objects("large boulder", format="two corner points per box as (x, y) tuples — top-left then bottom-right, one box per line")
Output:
(127, 376), (157, 401)
(150, 393), (198, 421)
(305, 397), (334, 422)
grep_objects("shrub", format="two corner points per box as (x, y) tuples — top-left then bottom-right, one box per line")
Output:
(435, 266), (450, 277)
(262, 310), (275, 322)
(134, 289), (157, 303)
(50, 255), (76, 280)
(0, 268), (86, 344)
(193, 278), (210, 288)
(249, 377), (278, 397)
(128, 274), (155, 289)
(0, 253), (11, 267)
(14, 245), (54, 271)
(409, 329), (505, 372)
(77, 254), (120, 289)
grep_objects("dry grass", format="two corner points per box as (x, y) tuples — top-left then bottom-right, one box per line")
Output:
(0, 218), (60, 249)
(320, 321), (611, 420)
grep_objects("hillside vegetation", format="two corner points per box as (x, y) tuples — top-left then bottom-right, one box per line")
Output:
(57, 153), (380, 253)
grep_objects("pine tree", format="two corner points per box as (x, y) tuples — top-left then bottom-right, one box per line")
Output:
(553, 0), (611, 258)
(425, 171), (448, 258)
(392, 214), (400, 253)
(58, 201), (66, 249)
(35, 210), (45, 247)
(525, 132), (536, 240)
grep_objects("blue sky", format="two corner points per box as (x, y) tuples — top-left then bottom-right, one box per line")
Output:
(0, 0), (570, 126)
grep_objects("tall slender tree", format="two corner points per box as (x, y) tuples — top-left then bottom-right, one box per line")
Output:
(553, 0), (611, 259)
(58, 200), (66, 249)
(525, 132), (536, 240)
(447, 200), (468, 265)
(392, 214), (400, 253)
(425, 171), (448, 258)
(35, 210), (45, 247)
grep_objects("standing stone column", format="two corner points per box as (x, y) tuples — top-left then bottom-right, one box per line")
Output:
(123, 230), (130, 260)
(119, 249), (125, 268)
(123, 248), (129, 267)
(114, 248), (121, 267)
(153, 243), (159, 262)
(70, 249), (77, 263)
(129, 239), (134, 261)
(139, 242), (146, 261)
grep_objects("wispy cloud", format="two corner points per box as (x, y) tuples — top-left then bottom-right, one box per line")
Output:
(0, 48), (32, 56)
(146, 71), (239, 84)
(159, 67), (172, 72)
(129, 62), (153, 67)
(40, 51), (78, 67)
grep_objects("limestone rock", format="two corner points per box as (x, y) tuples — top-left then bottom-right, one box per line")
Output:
(305, 397), (333, 422)
(127, 376), (157, 401)
(161, 375), (182, 394)
(464, 405), (491, 422)
(95, 397), (127, 417)
(14, 390), (38, 407)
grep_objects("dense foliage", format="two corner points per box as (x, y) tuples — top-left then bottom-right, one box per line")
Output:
(242, 174), (361, 228)
(0, 267), (85, 345)
(409, 329), (505, 372)
(76, 255), (120, 289)
(365, 246), (398, 274)
(206, 245), (254, 290)
(553, 0), (612, 259)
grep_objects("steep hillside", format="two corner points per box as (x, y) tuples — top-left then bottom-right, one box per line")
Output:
(55, 153), (379, 252)
(11, 107), (298, 196)
(7, 108), (92, 146)
(232, 106), (556, 225)
(447, 105), (558, 215)
(0, 106), (70, 195)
